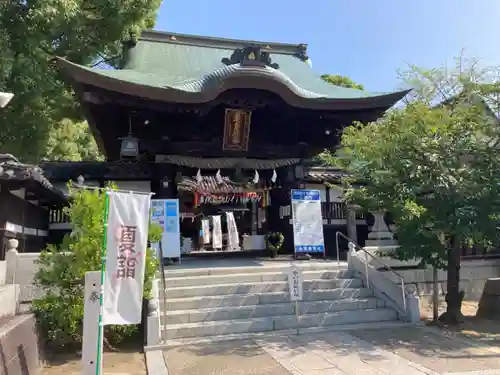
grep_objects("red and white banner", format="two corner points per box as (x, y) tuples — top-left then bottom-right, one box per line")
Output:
(103, 191), (151, 325)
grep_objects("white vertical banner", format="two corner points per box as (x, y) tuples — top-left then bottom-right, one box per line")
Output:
(81, 271), (102, 375)
(202, 219), (211, 244)
(287, 266), (304, 301)
(103, 191), (151, 326)
(225, 212), (240, 250)
(212, 215), (222, 249)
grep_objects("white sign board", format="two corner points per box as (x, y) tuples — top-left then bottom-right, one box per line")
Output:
(291, 189), (325, 254)
(287, 266), (304, 301)
(151, 199), (181, 258)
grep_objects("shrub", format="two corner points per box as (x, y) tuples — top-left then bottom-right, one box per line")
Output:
(32, 184), (161, 349)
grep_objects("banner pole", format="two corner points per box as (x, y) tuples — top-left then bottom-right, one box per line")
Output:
(295, 300), (300, 336)
(95, 191), (110, 375)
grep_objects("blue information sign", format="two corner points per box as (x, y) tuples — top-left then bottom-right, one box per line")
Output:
(291, 189), (325, 254)
(150, 199), (180, 258)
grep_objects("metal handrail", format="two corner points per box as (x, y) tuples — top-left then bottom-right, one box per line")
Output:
(335, 231), (407, 317)
(158, 241), (168, 343)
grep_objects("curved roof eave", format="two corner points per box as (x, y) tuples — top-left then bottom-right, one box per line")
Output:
(57, 58), (410, 111)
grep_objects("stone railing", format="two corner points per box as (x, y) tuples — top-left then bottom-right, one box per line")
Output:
(4, 245), (163, 346)
(4, 247), (45, 302)
(146, 278), (161, 346)
(347, 242), (421, 323)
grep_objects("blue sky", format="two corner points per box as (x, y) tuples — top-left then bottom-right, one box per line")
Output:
(155, 0), (500, 92)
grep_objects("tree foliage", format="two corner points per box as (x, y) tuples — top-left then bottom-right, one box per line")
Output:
(337, 56), (500, 324)
(44, 119), (104, 161)
(32, 185), (161, 349)
(321, 74), (365, 90)
(313, 74), (365, 165)
(0, 0), (161, 162)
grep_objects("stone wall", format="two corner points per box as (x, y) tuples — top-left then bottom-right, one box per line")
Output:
(383, 258), (500, 305)
(0, 314), (41, 375)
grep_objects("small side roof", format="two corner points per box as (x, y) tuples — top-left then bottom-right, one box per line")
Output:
(58, 30), (408, 111)
(0, 154), (67, 204)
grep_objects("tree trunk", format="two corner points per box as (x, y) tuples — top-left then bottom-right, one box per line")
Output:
(432, 265), (439, 321)
(439, 235), (464, 324)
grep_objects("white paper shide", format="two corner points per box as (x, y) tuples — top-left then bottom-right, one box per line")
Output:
(212, 215), (222, 249)
(225, 212), (240, 250)
(287, 266), (304, 301)
(103, 191), (151, 325)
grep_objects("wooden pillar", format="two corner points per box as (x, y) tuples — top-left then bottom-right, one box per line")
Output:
(325, 185), (331, 224)
(251, 201), (258, 235)
(345, 204), (357, 243)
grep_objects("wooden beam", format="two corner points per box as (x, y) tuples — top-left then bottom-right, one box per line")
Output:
(141, 140), (319, 159)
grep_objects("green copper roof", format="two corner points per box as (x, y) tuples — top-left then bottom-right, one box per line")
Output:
(121, 36), (371, 99)
(58, 30), (409, 110)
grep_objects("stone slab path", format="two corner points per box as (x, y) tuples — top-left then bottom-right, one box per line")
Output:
(162, 326), (500, 375)
(163, 339), (291, 375)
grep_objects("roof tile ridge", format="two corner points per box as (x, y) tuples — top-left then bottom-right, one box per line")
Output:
(139, 29), (307, 56)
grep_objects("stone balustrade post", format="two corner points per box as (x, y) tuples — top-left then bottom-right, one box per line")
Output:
(5, 239), (19, 284)
(347, 242), (357, 274)
(404, 284), (421, 323)
(146, 278), (161, 346)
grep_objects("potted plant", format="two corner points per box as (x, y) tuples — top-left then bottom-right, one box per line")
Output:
(266, 232), (284, 258)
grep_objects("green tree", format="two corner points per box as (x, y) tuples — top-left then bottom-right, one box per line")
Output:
(314, 74), (364, 165)
(44, 119), (104, 161)
(32, 185), (161, 349)
(337, 57), (500, 324)
(321, 74), (365, 90)
(0, 0), (161, 162)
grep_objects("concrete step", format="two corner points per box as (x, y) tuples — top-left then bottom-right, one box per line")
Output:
(157, 321), (422, 348)
(164, 297), (385, 324)
(163, 308), (397, 339)
(165, 278), (363, 298)
(164, 263), (347, 278)
(166, 288), (374, 310)
(164, 270), (347, 287)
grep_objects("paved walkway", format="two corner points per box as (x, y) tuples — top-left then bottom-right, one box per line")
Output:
(162, 326), (500, 375)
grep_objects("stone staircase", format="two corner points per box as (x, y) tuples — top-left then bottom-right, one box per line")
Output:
(160, 263), (401, 344)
